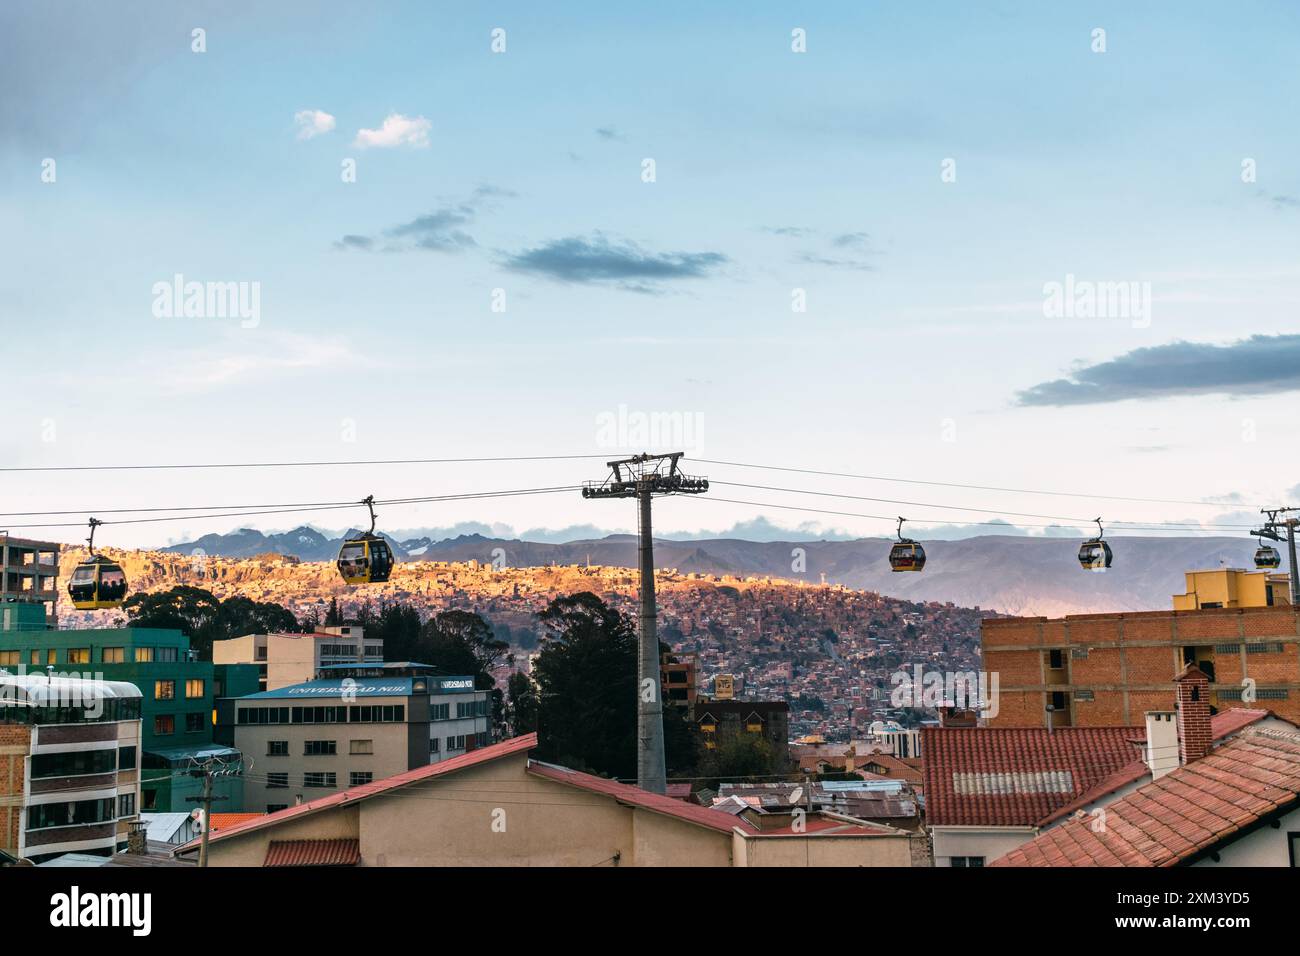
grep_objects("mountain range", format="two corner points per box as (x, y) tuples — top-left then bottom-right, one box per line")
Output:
(161, 527), (1280, 617)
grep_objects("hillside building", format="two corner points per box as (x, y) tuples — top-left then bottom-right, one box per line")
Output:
(213, 625), (383, 691)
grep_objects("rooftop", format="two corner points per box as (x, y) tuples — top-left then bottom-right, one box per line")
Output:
(993, 725), (1300, 867)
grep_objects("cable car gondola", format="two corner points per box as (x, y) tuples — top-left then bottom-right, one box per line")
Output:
(336, 495), (394, 585)
(68, 518), (129, 610)
(888, 517), (926, 572)
(1078, 518), (1113, 572)
(1254, 539), (1282, 570)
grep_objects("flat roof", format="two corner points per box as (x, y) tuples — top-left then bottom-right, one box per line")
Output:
(238, 674), (479, 700)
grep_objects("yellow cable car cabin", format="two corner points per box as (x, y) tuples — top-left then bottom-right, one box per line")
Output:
(336, 534), (394, 585)
(888, 540), (926, 572)
(1077, 538), (1113, 572)
(68, 557), (128, 610)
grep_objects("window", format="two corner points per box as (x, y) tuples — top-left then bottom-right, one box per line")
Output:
(350, 772), (373, 787)
(429, 737), (440, 753)
(304, 740), (337, 756)
(118, 746), (137, 770)
(118, 793), (135, 817)
(349, 739), (373, 755)
(951, 856), (985, 868)
(154, 680), (175, 701)
(267, 804), (288, 813)
(185, 713), (205, 733)
(154, 715), (175, 736)
(1048, 649), (1065, 669)
(431, 703), (450, 721)
(267, 741), (289, 756)
(185, 679), (205, 699)
(102, 647), (125, 664)
(445, 735), (465, 751)
(67, 648), (90, 665)
(28, 798), (117, 830)
(135, 647), (154, 663)
(157, 647), (178, 663)
(1050, 691), (1068, 710)
(30, 749), (116, 779)
(266, 773), (288, 789)
(304, 772), (336, 789)
(0, 651), (19, 666)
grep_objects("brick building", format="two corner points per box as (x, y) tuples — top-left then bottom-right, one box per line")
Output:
(983, 604), (1300, 729)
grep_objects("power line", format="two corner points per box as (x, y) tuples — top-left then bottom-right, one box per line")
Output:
(0, 454), (609, 474)
(708, 480), (1258, 529)
(694, 458), (1239, 509)
(0, 486), (582, 531)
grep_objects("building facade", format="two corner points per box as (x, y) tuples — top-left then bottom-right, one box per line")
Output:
(0, 602), (259, 811)
(0, 673), (142, 863)
(213, 625), (383, 692)
(983, 602), (1300, 729)
(0, 535), (60, 626)
(220, 663), (490, 813)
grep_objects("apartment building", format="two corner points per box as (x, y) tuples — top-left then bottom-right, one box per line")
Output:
(213, 625), (383, 692)
(0, 673), (142, 863)
(0, 535), (60, 627)
(219, 663), (490, 813)
(983, 584), (1300, 729)
(0, 602), (258, 811)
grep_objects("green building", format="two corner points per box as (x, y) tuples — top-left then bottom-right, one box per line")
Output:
(0, 602), (259, 812)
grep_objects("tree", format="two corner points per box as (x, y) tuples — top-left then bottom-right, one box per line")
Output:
(697, 731), (778, 786)
(122, 586), (300, 660)
(505, 671), (538, 736)
(531, 592), (695, 782)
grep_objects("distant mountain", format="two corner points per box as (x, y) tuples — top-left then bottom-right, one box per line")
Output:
(160, 528), (1275, 616)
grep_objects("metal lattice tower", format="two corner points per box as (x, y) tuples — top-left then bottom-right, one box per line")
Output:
(583, 453), (708, 794)
(1254, 507), (1300, 606)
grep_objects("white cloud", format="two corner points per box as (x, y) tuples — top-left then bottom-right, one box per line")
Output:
(353, 113), (431, 148)
(294, 109), (336, 140)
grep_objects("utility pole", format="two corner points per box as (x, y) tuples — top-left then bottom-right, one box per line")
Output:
(583, 452), (708, 794)
(185, 754), (235, 868)
(1253, 507), (1300, 606)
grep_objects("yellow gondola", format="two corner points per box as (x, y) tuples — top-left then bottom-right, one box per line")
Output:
(1255, 541), (1282, 570)
(336, 495), (394, 584)
(888, 517), (926, 572)
(1078, 518), (1113, 572)
(68, 518), (129, 610)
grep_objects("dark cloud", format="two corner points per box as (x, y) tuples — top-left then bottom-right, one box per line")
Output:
(795, 252), (874, 272)
(594, 126), (626, 141)
(832, 231), (871, 247)
(760, 226), (813, 238)
(337, 185), (513, 253)
(1017, 334), (1300, 406)
(503, 234), (727, 288)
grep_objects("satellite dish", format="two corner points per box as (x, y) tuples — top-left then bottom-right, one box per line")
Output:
(788, 787), (804, 804)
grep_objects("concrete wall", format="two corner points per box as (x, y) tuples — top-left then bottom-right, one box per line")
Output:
(734, 831), (915, 867)
(931, 825), (1039, 866)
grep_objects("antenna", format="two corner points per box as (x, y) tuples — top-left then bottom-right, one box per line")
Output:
(583, 453), (708, 794)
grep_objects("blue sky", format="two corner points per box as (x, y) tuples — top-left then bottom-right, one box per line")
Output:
(3, 1), (1299, 547)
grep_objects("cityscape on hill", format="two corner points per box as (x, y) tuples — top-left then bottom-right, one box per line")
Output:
(5, 0), (1300, 931)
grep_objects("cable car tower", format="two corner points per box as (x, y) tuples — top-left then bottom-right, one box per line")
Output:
(1252, 507), (1300, 605)
(583, 452), (708, 794)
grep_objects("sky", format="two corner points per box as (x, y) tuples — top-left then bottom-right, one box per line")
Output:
(2, 1), (1299, 549)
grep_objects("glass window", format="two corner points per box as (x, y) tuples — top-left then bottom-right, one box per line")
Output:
(154, 715), (175, 736)
(350, 772), (373, 787)
(185, 679), (205, 699)
(0, 650), (18, 666)
(118, 793), (135, 818)
(119, 746), (137, 769)
(185, 713), (204, 733)
(267, 773), (288, 789)
(135, 647), (154, 663)
(267, 741), (288, 756)
(67, 648), (90, 665)
(349, 739), (373, 755)
(102, 647), (125, 663)
(155, 680), (175, 701)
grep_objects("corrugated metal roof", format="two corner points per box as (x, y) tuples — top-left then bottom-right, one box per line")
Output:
(264, 838), (360, 867)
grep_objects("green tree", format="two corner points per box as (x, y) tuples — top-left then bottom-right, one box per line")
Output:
(505, 671), (538, 736)
(697, 731), (778, 786)
(122, 586), (299, 660)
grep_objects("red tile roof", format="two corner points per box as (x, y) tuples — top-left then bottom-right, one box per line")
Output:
(992, 725), (1300, 867)
(176, 733), (539, 855)
(922, 726), (1143, 827)
(209, 813), (263, 831)
(264, 838), (360, 867)
(1034, 709), (1275, 827)
(525, 761), (759, 834)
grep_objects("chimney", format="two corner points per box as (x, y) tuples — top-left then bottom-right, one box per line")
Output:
(1144, 712), (1178, 779)
(844, 744), (856, 775)
(126, 820), (148, 855)
(1174, 663), (1212, 765)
